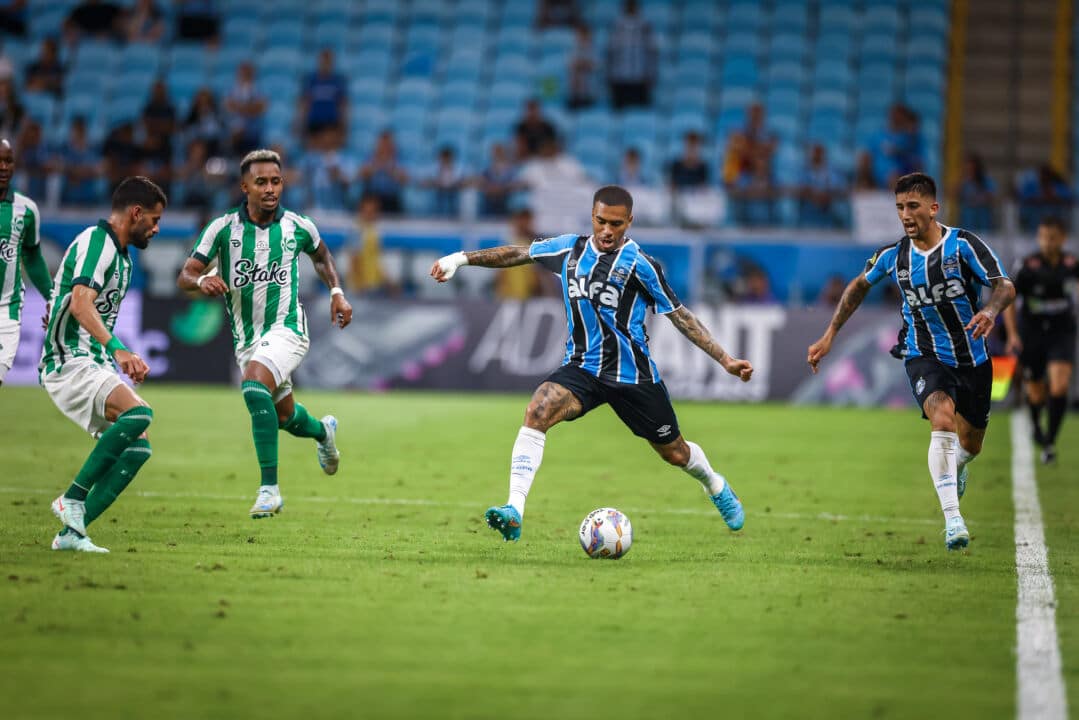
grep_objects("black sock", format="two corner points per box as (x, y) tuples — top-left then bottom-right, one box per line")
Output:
(1029, 401), (1045, 442)
(1047, 395), (1068, 446)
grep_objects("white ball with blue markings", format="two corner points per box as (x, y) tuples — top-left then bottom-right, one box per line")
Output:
(579, 507), (633, 559)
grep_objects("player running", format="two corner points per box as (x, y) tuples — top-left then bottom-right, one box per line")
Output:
(1002, 216), (1078, 465)
(177, 149), (353, 519)
(0, 138), (52, 386)
(41, 176), (167, 553)
(431, 185), (753, 542)
(808, 173), (1015, 551)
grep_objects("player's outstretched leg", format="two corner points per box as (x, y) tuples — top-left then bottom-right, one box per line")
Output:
(929, 430), (967, 550)
(51, 406), (154, 537)
(243, 380), (282, 518)
(486, 426), (545, 542)
(280, 403), (339, 475)
(679, 440), (744, 531)
(51, 531), (109, 553)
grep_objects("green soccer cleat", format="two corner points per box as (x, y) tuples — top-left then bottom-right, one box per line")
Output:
(485, 504), (522, 542)
(945, 516), (969, 551)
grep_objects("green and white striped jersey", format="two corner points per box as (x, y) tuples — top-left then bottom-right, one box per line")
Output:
(0, 188), (41, 321)
(40, 221), (132, 375)
(190, 204), (321, 351)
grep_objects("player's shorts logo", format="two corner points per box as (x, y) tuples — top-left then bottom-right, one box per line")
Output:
(916, 377), (926, 395)
(657, 424), (671, 437)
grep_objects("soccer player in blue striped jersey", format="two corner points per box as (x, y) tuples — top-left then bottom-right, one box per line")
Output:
(432, 185), (754, 541)
(808, 173), (1015, 551)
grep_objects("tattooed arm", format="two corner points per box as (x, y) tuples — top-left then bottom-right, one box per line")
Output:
(965, 276), (1015, 340)
(807, 275), (871, 373)
(430, 246), (533, 282)
(667, 306), (753, 382)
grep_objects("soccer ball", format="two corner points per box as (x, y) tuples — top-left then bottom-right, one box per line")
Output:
(579, 507), (632, 559)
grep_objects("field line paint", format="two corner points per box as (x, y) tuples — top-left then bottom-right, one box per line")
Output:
(1011, 412), (1067, 720)
(0, 486), (959, 527)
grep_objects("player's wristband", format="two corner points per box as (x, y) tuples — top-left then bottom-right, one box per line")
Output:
(105, 335), (128, 356)
(196, 274), (207, 288)
(437, 252), (468, 280)
(330, 287), (344, 297)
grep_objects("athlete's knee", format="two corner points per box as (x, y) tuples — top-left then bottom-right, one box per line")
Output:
(117, 405), (154, 436)
(924, 391), (956, 431)
(523, 400), (555, 431)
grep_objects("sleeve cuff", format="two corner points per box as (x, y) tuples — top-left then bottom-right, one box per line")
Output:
(72, 276), (102, 292)
(192, 251), (211, 264)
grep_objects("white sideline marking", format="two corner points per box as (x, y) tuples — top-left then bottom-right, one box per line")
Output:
(1011, 412), (1067, 720)
(0, 485), (942, 526)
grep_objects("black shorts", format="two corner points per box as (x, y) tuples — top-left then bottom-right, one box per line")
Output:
(905, 356), (993, 429)
(1020, 326), (1077, 381)
(545, 364), (680, 444)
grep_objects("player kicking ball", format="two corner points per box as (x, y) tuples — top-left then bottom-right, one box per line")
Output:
(808, 173), (1015, 551)
(177, 150), (352, 519)
(41, 177), (167, 552)
(431, 186), (753, 541)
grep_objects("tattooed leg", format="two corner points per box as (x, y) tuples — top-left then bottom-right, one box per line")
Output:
(523, 382), (583, 432)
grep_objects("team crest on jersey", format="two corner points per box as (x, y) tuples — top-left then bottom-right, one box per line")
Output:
(942, 256), (960, 272)
(610, 266), (630, 283)
(11, 215), (23, 235)
(284, 233), (297, 252)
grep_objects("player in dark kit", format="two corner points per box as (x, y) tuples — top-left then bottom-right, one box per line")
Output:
(808, 173), (1015, 551)
(1003, 216), (1079, 465)
(430, 185), (754, 541)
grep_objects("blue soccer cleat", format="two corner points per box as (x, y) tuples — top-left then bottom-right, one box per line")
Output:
(485, 504), (522, 542)
(945, 516), (969, 551)
(710, 484), (745, 531)
(957, 464), (968, 499)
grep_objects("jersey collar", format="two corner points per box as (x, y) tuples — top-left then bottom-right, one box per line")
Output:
(97, 219), (127, 255)
(240, 202), (285, 228)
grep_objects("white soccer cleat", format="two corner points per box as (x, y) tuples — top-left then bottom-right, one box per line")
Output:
(250, 486), (283, 519)
(317, 415), (340, 475)
(51, 531), (109, 553)
(51, 495), (87, 536)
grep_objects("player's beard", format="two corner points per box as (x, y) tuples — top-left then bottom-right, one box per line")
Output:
(130, 226), (152, 249)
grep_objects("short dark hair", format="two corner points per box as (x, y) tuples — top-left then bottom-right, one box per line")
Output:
(593, 185), (633, 212)
(1039, 215), (1068, 233)
(894, 172), (937, 198)
(240, 148), (282, 177)
(111, 176), (167, 210)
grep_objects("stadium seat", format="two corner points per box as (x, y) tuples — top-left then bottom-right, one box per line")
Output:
(765, 87), (803, 119)
(771, 1), (810, 33)
(721, 55), (759, 88)
(814, 33), (852, 62)
(767, 61), (805, 90)
(909, 8), (950, 35)
(727, 2), (764, 32)
(770, 32), (807, 63)
(718, 86), (758, 112)
(819, 5), (857, 32)
(864, 6), (901, 34)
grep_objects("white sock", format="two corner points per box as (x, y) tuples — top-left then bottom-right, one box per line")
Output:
(508, 426), (545, 516)
(682, 441), (727, 495)
(929, 431), (961, 520)
(957, 444), (977, 473)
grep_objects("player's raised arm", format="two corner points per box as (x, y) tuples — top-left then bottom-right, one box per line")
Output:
(430, 245), (534, 282)
(807, 274), (872, 373)
(69, 284), (148, 383)
(666, 306), (753, 382)
(307, 241), (353, 329)
(177, 256), (227, 297)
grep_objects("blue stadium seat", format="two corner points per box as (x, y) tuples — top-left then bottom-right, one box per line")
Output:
(819, 5), (857, 32)
(765, 87), (803, 118)
(810, 90), (850, 114)
(669, 112), (708, 140)
(28, 5), (66, 39)
(672, 86), (710, 115)
(721, 55), (759, 88)
(718, 86), (758, 112)
(574, 108), (615, 145)
(266, 18), (305, 47)
(766, 112), (801, 145)
(714, 106), (746, 140)
(351, 50), (392, 81)
(768, 61), (805, 90)
(439, 79), (480, 111)
(168, 44), (209, 74)
(770, 32), (807, 63)
(677, 31), (714, 63)
(807, 110), (849, 145)
(73, 41), (118, 72)
(311, 22), (350, 54)
(864, 6), (901, 34)
(905, 36), (948, 64)
(860, 32), (898, 61)
(261, 74), (300, 102)
(395, 78), (435, 109)
(815, 33), (852, 62)
(771, 1), (810, 33)
(621, 110), (660, 147)
(487, 82), (530, 112)
(725, 33), (763, 57)
(359, 0), (400, 24)
(355, 22), (397, 53)
(727, 2), (764, 32)
(909, 8), (950, 35)
(674, 58), (713, 86)
(640, 1), (673, 32)
(22, 92), (56, 125)
(400, 50), (438, 78)
(813, 60), (853, 90)
(120, 44), (162, 74)
(856, 88), (895, 116)
(103, 95), (144, 127)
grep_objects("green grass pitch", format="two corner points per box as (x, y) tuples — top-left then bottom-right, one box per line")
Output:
(1, 385), (1076, 719)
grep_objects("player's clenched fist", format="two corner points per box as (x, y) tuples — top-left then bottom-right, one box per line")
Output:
(115, 349), (149, 384)
(807, 333), (833, 374)
(196, 272), (228, 297)
(431, 252), (468, 282)
(723, 357), (753, 382)
(330, 292), (352, 328)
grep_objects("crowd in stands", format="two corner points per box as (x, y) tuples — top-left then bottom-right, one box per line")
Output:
(0, 0), (1072, 236)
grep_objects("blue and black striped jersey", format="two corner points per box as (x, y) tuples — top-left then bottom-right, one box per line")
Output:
(530, 234), (681, 384)
(864, 224), (1008, 368)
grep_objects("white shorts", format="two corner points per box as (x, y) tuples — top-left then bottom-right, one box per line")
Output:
(235, 327), (309, 403)
(0, 317), (18, 383)
(42, 357), (125, 437)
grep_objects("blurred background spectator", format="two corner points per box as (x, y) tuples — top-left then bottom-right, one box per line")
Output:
(954, 153), (996, 231)
(478, 142), (524, 218)
(536, 0), (580, 29)
(494, 207), (550, 300)
(302, 49), (348, 140)
(125, 0), (164, 43)
(225, 62), (266, 155)
(0, 0), (27, 36)
(606, 0), (657, 110)
(799, 144), (847, 228)
(566, 25), (598, 111)
(360, 129), (408, 215)
(0, 77), (24, 138)
(183, 88), (226, 158)
(515, 99), (557, 159)
(24, 37), (63, 97)
(1017, 164), (1073, 231)
(297, 127), (354, 212)
(347, 193), (396, 297)
(175, 0), (218, 43)
(58, 116), (101, 206)
(421, 145), (466, 217)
